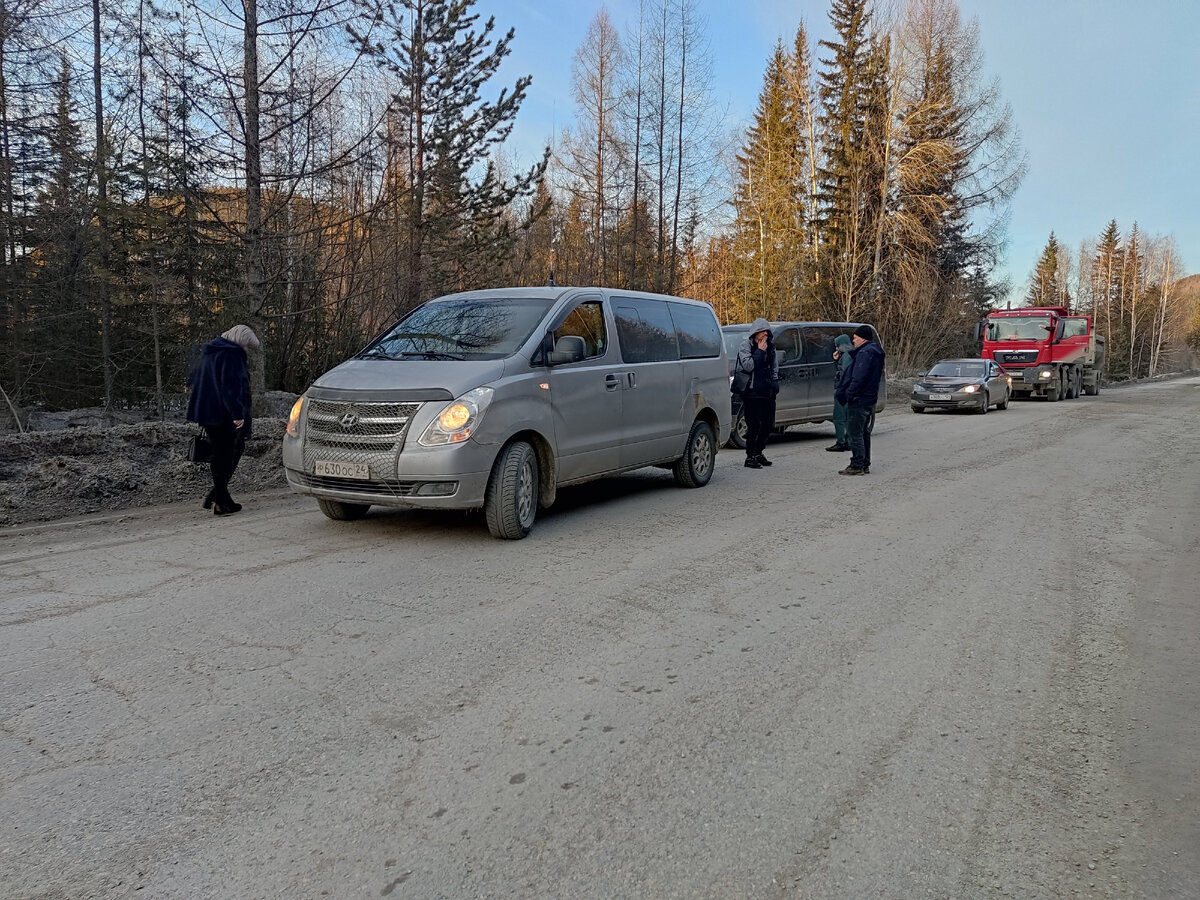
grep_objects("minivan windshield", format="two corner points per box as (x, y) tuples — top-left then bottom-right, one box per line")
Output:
(721, 328), (749, 361)
(360, 296), (558, 361)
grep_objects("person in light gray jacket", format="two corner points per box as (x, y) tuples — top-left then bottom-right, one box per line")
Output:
(732, 318), (780, 468)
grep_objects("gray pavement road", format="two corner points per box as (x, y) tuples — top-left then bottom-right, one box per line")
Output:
(2, 378), (1199, 899)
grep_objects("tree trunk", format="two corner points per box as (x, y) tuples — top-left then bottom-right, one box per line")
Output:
(93, 0), (114, 422)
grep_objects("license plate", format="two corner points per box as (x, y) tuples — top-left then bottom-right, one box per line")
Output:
(930, 392), (954, 400)
(313, 460), (370, 480)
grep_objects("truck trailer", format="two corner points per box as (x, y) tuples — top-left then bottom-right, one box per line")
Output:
(976, 306), (1106, 401)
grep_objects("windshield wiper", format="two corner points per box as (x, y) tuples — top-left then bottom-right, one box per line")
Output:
(359, 348), (397, 360)
(398, 350), (465, 361)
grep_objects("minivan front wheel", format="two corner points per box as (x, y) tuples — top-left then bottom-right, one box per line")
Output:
(317, 498), (370, 521)
(728, 410), (747, 449)
(485, 440), (539, 539)
(673, 420), (716, 488)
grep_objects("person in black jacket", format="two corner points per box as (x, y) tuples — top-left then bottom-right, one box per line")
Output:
(732, 318), (780, 469)
(833, 324), (885, 475)
(186, 325), (260, 515)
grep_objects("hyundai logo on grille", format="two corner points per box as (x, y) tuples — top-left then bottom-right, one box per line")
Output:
(339, 410), (360, 430)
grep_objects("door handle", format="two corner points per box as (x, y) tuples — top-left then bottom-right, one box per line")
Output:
(627, 372), (637, 389)
(605, 373), (621, 391)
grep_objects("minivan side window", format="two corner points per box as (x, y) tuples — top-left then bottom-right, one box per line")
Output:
(554, 300), (607, 359)
(614, 298), (680, 363)
(803, 326), (841, 361)
(775, 327), (802, 364)
(667, 301), (721, 359)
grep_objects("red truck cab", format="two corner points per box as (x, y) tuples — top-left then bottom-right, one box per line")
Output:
(977, 306), (1104, 400)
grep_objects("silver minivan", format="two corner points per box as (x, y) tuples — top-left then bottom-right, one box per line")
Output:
(283, 287), (731, 538)
(721, 321), (886, 448)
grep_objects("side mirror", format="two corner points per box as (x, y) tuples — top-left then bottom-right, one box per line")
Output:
(973, 322), (985, 341)
(547, 335), (586, 366)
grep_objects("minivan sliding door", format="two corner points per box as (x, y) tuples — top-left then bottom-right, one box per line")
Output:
(612, 297), (685, 466)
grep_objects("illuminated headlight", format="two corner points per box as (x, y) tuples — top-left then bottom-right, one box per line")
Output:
(962, 385), (978, 393)
(1039, 370), (1053, 379)
(419, 387), (495, 446)
(286, 397), (305, 437)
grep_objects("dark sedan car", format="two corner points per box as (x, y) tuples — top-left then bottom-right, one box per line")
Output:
(911, 358), (1011, 414)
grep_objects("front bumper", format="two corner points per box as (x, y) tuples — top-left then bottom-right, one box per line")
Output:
(282, 395), (497, 510)
(911, 390), (979, 409)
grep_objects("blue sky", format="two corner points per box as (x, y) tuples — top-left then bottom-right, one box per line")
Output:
(487, 0), (1198, 301)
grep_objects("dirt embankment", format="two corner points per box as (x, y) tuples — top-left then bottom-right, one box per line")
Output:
(0, 392), (298, 528)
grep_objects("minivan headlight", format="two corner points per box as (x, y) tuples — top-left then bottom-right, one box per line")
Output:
(286, 397), (305, 437)
(419, 387), (495, 446)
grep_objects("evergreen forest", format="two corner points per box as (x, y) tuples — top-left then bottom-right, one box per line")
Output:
(2, 0), (1195, 420)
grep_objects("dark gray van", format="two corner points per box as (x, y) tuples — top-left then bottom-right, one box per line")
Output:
(283, 287), (731, 538)
(720, 321), (886, 448)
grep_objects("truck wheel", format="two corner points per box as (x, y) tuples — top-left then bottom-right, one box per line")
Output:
(317, 498), (370, 521)
(673, 420), (716, 488)
(727, 411), (747, 449)
(1047, 374), (1062, 401)
(485, 440), (539, 540)
(1084, 379), (1100, 396)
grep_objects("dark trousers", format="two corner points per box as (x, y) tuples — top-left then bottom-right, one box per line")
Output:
(846, 402), (875, 470)
(203, 421), (245, 504)
(743, 395), (775, 458)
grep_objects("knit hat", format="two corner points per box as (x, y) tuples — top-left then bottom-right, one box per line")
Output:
(834, 334), (853, 352)
(749, 317), (771, 338)
(853, 324), (874, 341)
(222, 324), (261, 352)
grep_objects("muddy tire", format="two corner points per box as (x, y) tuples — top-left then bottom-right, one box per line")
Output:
(727, 411), (747, 449)
(317, 498), (370, 521)
(673, 420), (716, 488)
(485, 440), (539, 540)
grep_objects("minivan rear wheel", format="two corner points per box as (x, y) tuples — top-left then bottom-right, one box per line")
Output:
(485, 440), (539, 539)
(673, 420), (716, 488)
(317, 498), (370, 521)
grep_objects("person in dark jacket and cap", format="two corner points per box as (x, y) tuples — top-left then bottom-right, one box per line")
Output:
(186, 324), (260, 515)
(732, 318), (780, 469)
(833, 324), (885, 475)
(827, 333), (854, 452)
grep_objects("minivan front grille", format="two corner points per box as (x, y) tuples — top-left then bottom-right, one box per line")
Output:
(301, 399), (424, 474)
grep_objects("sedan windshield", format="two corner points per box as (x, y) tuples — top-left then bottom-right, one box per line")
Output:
(361, 297), (557, 360)
(927, 362), (985, 379)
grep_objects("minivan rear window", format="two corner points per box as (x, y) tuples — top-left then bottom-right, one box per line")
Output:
(668, 302), (721, 359)
(614, 298), (680, 363)
(360, 297), (557, 360)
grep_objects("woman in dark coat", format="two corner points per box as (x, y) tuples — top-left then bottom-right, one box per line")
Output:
(732, 317), (780, 469)
(186, 325), (259, 515)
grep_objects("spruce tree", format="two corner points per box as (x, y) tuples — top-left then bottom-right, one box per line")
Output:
(1026, 232), (1070, 308)
(352, 0), (547, 311)
(815, 0), (877, 320)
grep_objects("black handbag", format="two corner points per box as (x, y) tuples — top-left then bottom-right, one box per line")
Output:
(186, 433), (212, 464)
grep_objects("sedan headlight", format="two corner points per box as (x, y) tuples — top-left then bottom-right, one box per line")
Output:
(419, 387), (495, 446)
(962, 384), (978, 393)
(286, 397), (305, 437)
